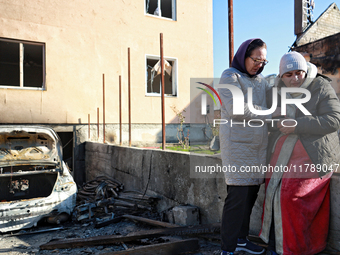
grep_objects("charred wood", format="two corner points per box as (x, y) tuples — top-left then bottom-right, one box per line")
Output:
(40, 223), (220, 250)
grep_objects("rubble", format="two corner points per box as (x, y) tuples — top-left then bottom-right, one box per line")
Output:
(102, 238), (199, 255)
(74, 176), (159, 222)
(172, 205), (200, 226)
(38, 176), (222, 255)
(40, 223), (221, 250)
(0, 175), (253, 254)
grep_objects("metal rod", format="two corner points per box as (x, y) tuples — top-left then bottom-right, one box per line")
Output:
(119, 75), (122, 146)
(88, 114), (90, 139)
(103, 74), (106, 143)
(97, 107), (99, 139)
(19, 43), (24, 87)
(128, 48), (131, 147)
(160, 33), (165, 150)
(228, 0), (234, 66)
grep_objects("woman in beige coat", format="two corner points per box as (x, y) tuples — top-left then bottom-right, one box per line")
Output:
(219, 38), (280, 255)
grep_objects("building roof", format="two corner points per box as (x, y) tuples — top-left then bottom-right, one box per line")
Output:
(294, 2), (340, 47)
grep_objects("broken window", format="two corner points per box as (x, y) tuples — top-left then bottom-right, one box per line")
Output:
(145, 0), (176, 20)
(0, 38), (45, 89)
(146, 56), (177, 96)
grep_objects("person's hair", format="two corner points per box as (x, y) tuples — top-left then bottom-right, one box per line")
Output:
(245, 39), (267, 58)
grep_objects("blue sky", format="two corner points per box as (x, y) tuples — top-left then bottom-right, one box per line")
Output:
(213, 0), (340, 77)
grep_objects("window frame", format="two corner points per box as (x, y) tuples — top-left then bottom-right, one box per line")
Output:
(0, 37), (46, 90)
(144, 0), (177, 21)
(145, 54), (178, 97)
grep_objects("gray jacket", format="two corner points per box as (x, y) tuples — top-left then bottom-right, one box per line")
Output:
(219, 67), (272, 185)
(267, 74), (340, 176)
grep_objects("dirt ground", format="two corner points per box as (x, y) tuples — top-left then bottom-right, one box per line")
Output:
(0, 220), (334, 255)
(0, 220), (224, 255)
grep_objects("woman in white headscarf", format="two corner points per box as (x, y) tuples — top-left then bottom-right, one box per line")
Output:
(260, 51), (340, 255)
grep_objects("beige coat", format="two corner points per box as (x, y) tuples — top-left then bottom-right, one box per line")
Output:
(218, 67), (272, 185)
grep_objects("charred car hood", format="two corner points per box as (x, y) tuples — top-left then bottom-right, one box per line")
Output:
(0, 126), (62, 170)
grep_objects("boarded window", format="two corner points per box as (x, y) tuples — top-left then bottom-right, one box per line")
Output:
(0, 38), (45, 89)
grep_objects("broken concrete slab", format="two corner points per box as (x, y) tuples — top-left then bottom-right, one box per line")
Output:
(172, 205), (200, 226)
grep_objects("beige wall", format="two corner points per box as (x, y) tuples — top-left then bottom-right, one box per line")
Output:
(0, 0), (213, 124)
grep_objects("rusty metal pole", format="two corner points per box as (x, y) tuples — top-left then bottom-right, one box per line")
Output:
(228, 0), (234, 66)
(88, 114), (90, 139)
(128, 48), (131, 147)
(103, 74), (106, 143)
(160, 33), (165, 150)
(97, 107), (100, 139)
(119, 75), (122, 146)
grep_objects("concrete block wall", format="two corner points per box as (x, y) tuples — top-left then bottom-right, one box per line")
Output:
(85, 142), (340, 251)
(85, 142), (227, 224)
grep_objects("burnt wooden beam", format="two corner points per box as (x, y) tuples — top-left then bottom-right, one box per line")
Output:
(102, 238), (199, 255)
(95, 216), (124, 228)
(40, 223), (220, 250)
(122, 214), (180, 228)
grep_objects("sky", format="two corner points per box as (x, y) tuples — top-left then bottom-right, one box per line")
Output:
(213, 0), (340, 77)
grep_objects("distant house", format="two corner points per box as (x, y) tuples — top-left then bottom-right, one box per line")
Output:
(292, 2), (340, 95)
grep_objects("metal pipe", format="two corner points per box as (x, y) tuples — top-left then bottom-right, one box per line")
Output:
(160, 33), (165, 150)
(119, 75), (122, 146)
(128, 48), (131, 147)
(88, 114), (90, 139)
(103, 74), (106, 143)
(97, 107), (99, 139)
(228, 0), (234, 66)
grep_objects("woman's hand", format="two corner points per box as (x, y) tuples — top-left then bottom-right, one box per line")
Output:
(277, 118), (296, 135)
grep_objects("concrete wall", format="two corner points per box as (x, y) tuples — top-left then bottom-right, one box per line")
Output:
(85, 142), (340, 251)
(0, 0), (213, 126)
(85, 141), (227, 224)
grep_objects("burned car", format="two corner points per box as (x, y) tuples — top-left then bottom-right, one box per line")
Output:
(0, 126), (77, 233)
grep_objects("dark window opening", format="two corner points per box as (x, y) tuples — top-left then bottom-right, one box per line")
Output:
(0, 41), (19, 86)
(145, 0), (175, 20)
(146, 0), (158, 15)
(146, 57), (176, 96)
(57, 132), (73, 171)
(24, 44), (43, 88)
(147, 59), (161, 94)
(0, 38), (45, 88)
(161, 0), (172, 19)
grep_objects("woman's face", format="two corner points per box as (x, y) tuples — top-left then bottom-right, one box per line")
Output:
(245, 47), (267, 76)
(281, 70), (306, 87)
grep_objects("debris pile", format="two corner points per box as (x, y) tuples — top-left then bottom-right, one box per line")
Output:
(74, 176), (159, 222)
(77, 175), (123, 201)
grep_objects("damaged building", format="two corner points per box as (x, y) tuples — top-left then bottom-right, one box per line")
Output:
(292, 1), (340, 95)
(0, 0), (214, 184)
